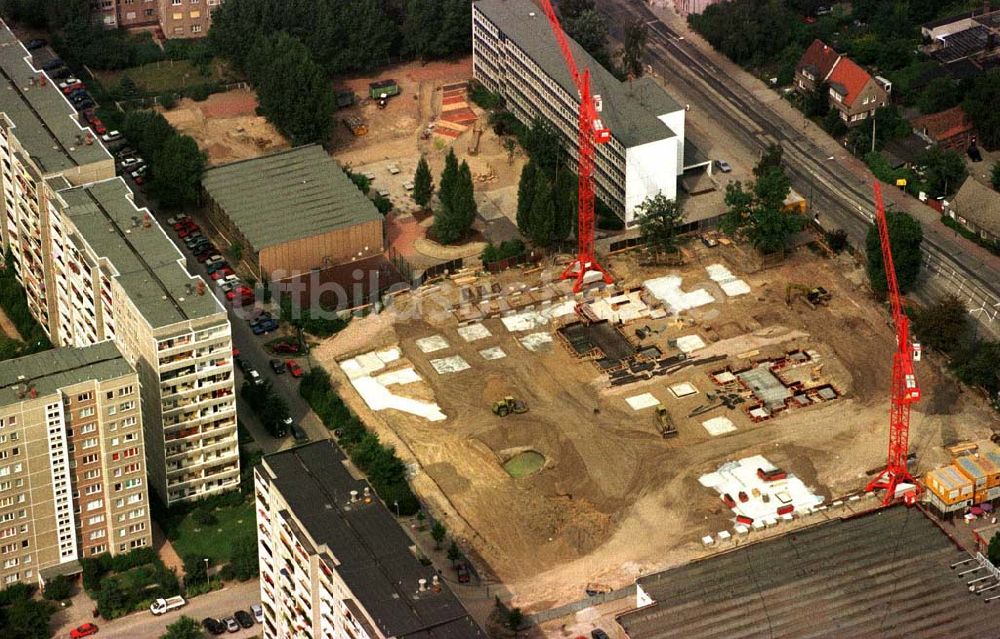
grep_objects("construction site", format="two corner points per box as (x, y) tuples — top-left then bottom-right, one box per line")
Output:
(313, 235), (999, 609)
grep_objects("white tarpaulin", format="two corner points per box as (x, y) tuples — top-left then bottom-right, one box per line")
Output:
(643, 276), (715, 314)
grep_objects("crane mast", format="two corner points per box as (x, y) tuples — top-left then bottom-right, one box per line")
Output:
(537, 0), (614, 292)
(865, 182), (921, 506)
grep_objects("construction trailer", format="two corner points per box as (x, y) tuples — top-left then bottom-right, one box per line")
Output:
(369, 79), (400, 100)
(334, 90), (356, 110)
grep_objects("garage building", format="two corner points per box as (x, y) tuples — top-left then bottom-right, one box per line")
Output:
(201, 145), (384, 278)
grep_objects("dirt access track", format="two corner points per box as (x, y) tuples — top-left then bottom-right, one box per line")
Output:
(312, 244), (997, 611)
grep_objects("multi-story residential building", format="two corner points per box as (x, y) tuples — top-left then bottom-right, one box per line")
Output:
(0, 21), (239, 506)
(157, 0), (225, 38)
(91, 0), (160, 29)
(254, 441), (485, 639)
(473, 0), (695, 227)
(0, 342), (152, 588)
(792, 39), (891, 127)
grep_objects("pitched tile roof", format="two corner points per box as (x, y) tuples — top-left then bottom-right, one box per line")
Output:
(911, 105), (975, 142)
(795, 39), (841, 81)
(951, 177), (1000, 238)
(827, 56), (873, 106)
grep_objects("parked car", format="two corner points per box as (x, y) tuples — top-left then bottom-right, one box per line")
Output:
(166, 215), (188, 226)
(205, 257), (227, 271)
(115, 146), (135, 159)
(223, 617), (240, 633)
(269, 358), (285, 374)
(201, 618), (225, 636)
(74, 98), (94, 111)
(132, 173), (145, 186)
(60, 81), (84, 94)
(714, 159), (732, 173)
(25, 38), (47, 50)
(149, 596), (186, 615)
(252, 319), (279, 335)
(195, 248), (217, 262)
(277, 415), (292, 437)
(234, 356), (247, 371)
(70, 90), (89, 102)
(272, 341), (300, 354)
(50, 67), (72, 79)
(591, 629), (610, 639)
(217, 274), (239, 288)
(227, 286), (255, 305)
(246, 369), (263, 385)
(234, 609), (254, 628)
(70, 623), (99, 638)
(120, 157), (144, 170)
(89, 118), (107, 135)
(211, 267), (234, 281)
(456, 563), (470, 583)
(286, 360), (303, 378)
(291, 423), (309, 443)
(41, 58), (64, 71)
(101, 130), (122, 143)
(251, 604), (264, 624)
(219, 280), (241, 293)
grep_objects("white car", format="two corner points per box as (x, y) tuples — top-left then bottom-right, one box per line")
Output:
(120, 157), (144, 170)
(101, 130), (122, 142)
(247, 369), (262, 385)
(251, 604), (264, 624)
(57, 78), (80, 89)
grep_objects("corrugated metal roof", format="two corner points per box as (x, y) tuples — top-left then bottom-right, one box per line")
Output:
(58, 178), (224, 328)
(201, 145), (382, 251)
(474, 0), (681, 148)
(0, 341), (132, 405)
(621, 507), (997, 638)
(0, 20), (110, 174)
(956, 455), (990, 481)
(928, 465), (972, 491)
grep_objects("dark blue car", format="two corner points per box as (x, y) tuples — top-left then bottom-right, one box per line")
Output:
(252, 319), (279, 335)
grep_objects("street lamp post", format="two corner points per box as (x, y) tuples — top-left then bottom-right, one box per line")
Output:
(204, 558), (210, 589)
(393, 500), (400, 518)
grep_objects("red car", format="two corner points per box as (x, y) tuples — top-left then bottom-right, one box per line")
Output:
(62, 81), (84, 94)
(272, 341), (301, 354)
(226, 286), (254, 304)
(286, 360), (303, 377)
(210, 267), (234, 281)
(90, 119), (107, 135)
(71, 623), (99, 638)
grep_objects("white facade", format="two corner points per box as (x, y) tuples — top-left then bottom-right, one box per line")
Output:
(472, 0), (684, 227)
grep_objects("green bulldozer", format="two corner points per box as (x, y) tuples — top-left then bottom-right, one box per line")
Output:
(656, 405), (678, 438)
(492, 396), (528, 417)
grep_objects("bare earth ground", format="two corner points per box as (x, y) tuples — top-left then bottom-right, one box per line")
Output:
(311, 241), (997, 611)
(160, 89), (289, 166)
(0, 307), (22, 342)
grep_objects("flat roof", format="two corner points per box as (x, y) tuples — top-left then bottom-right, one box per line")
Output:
(928, 465), (972, 491)
(0, 21), (111, 174)
(474, 0), (680, 148)
(619, 507), (996, 638)
(262, 441), (484, 639)
(58, 178), (224, 328)
(0, 341), (132, 405)
(201, 145), (383, 251)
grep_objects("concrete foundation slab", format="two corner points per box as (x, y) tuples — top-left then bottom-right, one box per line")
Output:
(669, 382), (699, 398)
(714, 371), (737, 384)
(375, 368), (421, 386)
(416, 335), (450, 353)
(519, 332), (553, 351)
(430, 356), (470, 374)
(702, 416), (737, 436)
(738, 364), (792, 409)
(457, 323), (492, 342)
(625, 393), (660, 411)
(699, 455), (824, 523)
(676, 334), (707, 353)
(479, 346), (507, 360)
(501, 310), (549, 332)
(643, 275), (715, 314)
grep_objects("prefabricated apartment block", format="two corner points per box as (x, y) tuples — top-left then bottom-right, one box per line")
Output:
(473, 0), (697, 226)
(0, 342), (152, 588)
(254, 442), (484, 639)
(0, 21), (239, 506)
(201, 145), (384, 279)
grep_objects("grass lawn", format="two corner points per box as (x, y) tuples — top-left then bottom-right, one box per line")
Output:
(94, 59), (231, 94)
(170, 499), (256, 564)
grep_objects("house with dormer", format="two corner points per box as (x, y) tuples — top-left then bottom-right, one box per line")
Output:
(794, 39), (892, 127)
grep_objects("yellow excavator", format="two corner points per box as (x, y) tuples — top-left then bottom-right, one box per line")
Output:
(492, 396), (528, 417)
(656, 405), (678, 438)
(785, 284), (832, 309)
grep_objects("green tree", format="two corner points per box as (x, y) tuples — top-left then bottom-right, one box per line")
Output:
(912, 294), (971, 357)
(455, 161), (478, 230)
(230, 534), (259, 581)
(183, 554), (209, 587)
(506, 607), (524, 630)
(823, 109), (847, 137)
(565, 9), (608, 61)
(559, 0), (595, 20)
(96, 577), (127, 618)
(951, 339), (1000, 397)
(431, 521), (446, 549)
(447, 540), (462, 564)
(161, 615), (205, 639)
(528, 176), (556, 247)
(0, 598), (54, 639)
(522, 118), (561, 175)
(42, 574), (73, 601)
(964, 70), (1000, 150)
(918, 147), (967, 197)
(150, 135), (206, 209)
(432, 150), (471, 244)
(413, 156), (434, 208)
(865, 209), (923, 297)
(619, 17), (648, 78)
(637, 194), (685, 258)
(805, 82), (830, 118)
(721, 156), (801, 254)
(118, 74), (139, 100)
(917, 77), (960, 115)
(228, 243), (243, 261)
(402, 0), (473, 59)
(516, 161), (537, 235)
(437, 148), (460, 213)
(121, 110), (176, 159)
(991, 161), (1000, 191)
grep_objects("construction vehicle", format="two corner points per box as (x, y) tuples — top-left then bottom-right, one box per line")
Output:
(865, 182), (922, 506)
(538, 0), (614, 292)
(370, 79), (399, 109)
(585, 582), (614, 596)
(655, 405), (678, 438)
(342, 116), (368, 136)
(785, 283), (831, 309)
(492, 396), (528, 417)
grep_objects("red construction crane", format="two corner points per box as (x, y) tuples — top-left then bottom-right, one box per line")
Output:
(537, 0), (615, 292)
(866, 182), (922, 506)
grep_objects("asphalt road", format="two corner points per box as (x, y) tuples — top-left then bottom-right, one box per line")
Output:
(598, 0), (1000, 337)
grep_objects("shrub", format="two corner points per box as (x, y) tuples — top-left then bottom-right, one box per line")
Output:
(481, 239), (526, 264)
(159, 93), (177, 110)
(825, 229), (849, 253)
(469, 82), (502, 110)
(373, 194), (392, 214)
(42, 575), (73, 601)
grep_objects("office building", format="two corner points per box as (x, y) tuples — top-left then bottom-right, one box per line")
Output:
(0, 21), (239, 506)
(0, 342), (152, 588)
(473, 0), (696, 227)
(255, 442), (485, 639)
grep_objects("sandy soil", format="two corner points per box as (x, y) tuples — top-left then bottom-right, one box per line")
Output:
(160, 90), (289, 166)
(311, 242), (997, 611)
(0, 307), (23, 342)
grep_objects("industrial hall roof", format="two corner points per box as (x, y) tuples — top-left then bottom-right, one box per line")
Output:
(474, 0), (682, 148)
(201, 144), (382, 251)
(952, 177), (1000, 238)
(618, 506), (998, 639)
